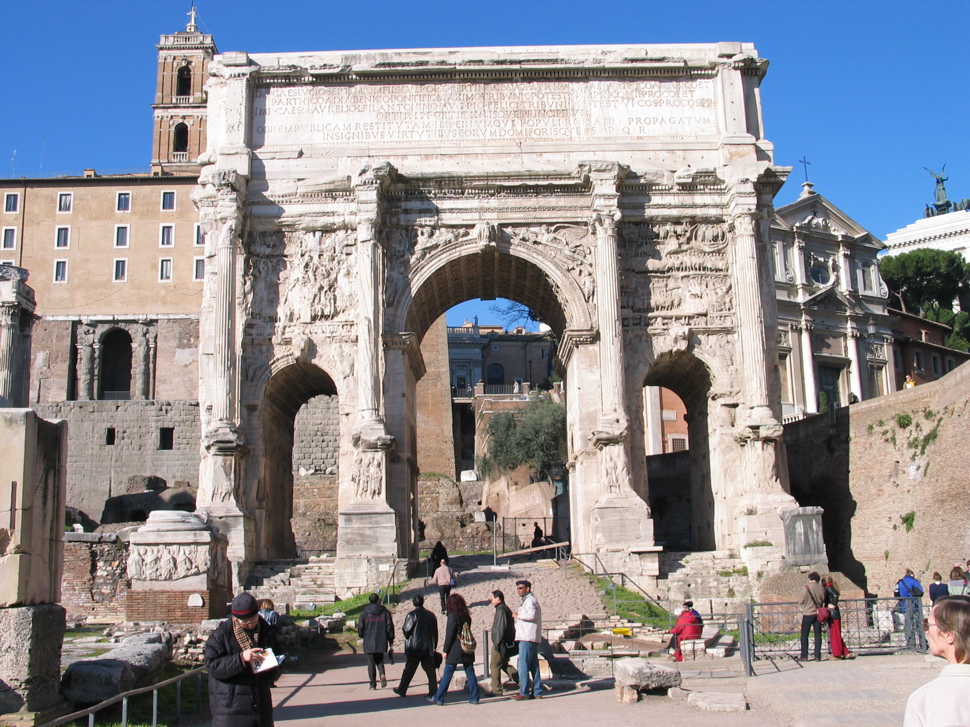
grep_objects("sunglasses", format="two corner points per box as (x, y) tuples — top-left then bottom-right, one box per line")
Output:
(923, 618), (939, 632)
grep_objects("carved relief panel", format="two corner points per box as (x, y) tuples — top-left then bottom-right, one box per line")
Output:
(619, 221), (734, 329)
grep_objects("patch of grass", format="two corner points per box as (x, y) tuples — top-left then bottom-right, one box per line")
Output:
(876, 419), (885, 427)
(918, 421), (941, 454)
(718, 565), (749, 577)
(595, 576), (670, 627)
(743, 540), (773, 548)
(884, 550), (890, 560)
(895, 412), (913, 429)
(923, 409), (936, 420)
(290, 591), (372, 621)
(867, 423), (874, 433)
(900, 511), (916, 532)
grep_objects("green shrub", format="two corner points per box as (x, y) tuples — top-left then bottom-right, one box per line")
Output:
(895, 412), (913, 428)
(900, 511), (916, 532)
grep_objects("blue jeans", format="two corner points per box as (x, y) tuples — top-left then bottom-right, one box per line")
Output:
(433, 662), (479, 704)
(517, 640), (541, 697)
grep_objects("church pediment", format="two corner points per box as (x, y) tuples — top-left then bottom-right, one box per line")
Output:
(802, 285), (865, 315)
(775, 189), (873, 241)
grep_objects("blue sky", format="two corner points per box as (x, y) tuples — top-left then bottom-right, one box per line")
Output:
(2, 1), (966, 326)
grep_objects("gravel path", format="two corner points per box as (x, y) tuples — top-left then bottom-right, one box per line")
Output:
(388, 555), (608, 639)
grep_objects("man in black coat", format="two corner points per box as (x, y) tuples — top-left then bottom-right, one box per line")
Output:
(489, 589), (519, 695)
(205, 593), (281, 727)
(392, 595), (439, 697)
(358, 593), (395, 689)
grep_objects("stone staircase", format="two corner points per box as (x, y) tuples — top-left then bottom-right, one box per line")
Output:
(658, 550), (756, 611)
(245, 556), (337, 610)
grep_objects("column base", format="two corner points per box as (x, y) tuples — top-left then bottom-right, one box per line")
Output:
(590, 494), (660, 582)
(0, 604), (65, 716)
(0, 702), (71, 727)
(335, 500), (400, 594)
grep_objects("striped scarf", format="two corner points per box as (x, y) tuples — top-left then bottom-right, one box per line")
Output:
(232, 617), (257, 652)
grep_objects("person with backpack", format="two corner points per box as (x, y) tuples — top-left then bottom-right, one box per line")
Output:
(428, 592), (479, 705)
(489, 589), (519, 695)
(897, 568), (926, 651)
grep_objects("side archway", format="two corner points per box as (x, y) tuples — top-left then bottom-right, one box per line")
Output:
(258, 361), (340, 560)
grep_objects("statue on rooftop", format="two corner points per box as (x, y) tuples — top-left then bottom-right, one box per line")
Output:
(925, 166), (950, 206)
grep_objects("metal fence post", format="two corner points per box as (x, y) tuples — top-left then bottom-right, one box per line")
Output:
(741, 603), (755, 677)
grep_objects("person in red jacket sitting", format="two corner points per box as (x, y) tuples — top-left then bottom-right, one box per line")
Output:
(669, 604), (703, 662)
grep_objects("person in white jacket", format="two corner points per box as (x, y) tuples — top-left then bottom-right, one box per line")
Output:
(904, 595), (970, 726)
(511, 579), (543, 700)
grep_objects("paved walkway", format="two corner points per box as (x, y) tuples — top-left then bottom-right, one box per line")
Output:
(271, 650), (941, 726)
(265, 556), (944, 726)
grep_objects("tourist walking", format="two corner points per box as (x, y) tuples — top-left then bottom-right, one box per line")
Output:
(393, 595), (438, 698)
(896, 568), (926, 650)
(430, 541), (448, 573)
(904, 595), (970, 725)
(359, 593), (395, 689)
(512, 579), (543, 700)
(428, 593), (480, 705)
(205, 593), (281, 727)
(947, 567), (970, 596)
(432, 557), (456, 614)
(258, 599), (280, 633)
(929, 573), (948, 604)
(822, 576), (852, 659)
(489, 589), (519, 694)
(797, 571), (826, 661)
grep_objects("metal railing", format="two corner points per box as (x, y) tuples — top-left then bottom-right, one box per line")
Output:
(739, 596), (928, 676)
(40, 666), (206, 727)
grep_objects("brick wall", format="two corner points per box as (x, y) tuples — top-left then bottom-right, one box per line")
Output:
(126, 589), (229, 623)
(416, 314), (457, 477)
(61, 534), (128, 622)
(292, 395), (339, 472)
(785, 361), (970, 597)
(34, 400), (201, 524)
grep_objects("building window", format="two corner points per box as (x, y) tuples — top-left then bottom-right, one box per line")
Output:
(778, 353), (791, 403)
(540, 348), (547, 359)
(176, 65), (192, 97)
(57, 193), (73, 213)
(159, 428), (175, 450)
(114, 225), (129, 248)
(194, 223), (205, 246)
(55, 226), (70, 249)
(868, 364), (885, 398)
(193, 257), (205, 281)
(809, 261), (831, 285)
(105, 428), (116, 446)
(931, 353), (941, 377)
(161, 191), (176, 211)
(858, 262), (875, 293)
(113, 259), (127, 282)
(159, 225), (174, 247)
(173, 124), (189, 154)
(894, 348), (903, 372)
(0, 260), (13, 266)
(159, 258), (173, 282)
(99, 329), (132, 400)
(116, 192), (131, 212)
(53, 260), (68, 283)
(486, 363), (505, 386)
(4, 193), (18, 213)
(1, 228), (15, 250)
(946, 357), (956, 373)
(669, 435), (688, 453)
(913, 350), (924, 374)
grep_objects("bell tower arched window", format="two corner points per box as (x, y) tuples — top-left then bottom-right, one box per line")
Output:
(176, 65), (192, 97)
(173, 123), (189, 153)
(99, 329), (132, 400)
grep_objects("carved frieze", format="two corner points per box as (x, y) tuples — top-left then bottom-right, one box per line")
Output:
(127, 544), (226, 584)
(351, 449), (385, 499)
(620, 221), (733, 328)
(275, 229), (357, 326)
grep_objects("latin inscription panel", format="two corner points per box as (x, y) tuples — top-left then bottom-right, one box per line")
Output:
(251, 78), (719, 148)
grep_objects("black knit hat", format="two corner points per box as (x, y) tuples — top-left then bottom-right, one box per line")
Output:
(231, 593), (259, 619)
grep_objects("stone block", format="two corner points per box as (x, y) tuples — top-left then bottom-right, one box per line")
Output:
(0, 604), (65, 714)
(61, 632), (171, 706)
(613, 658), (682, 691)
(687, 691), (748, 712)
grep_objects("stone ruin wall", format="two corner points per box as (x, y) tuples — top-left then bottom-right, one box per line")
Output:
(33, 400), (201, 525)
(291, 395), (340, 554)
(785, 361), (970, 597)
(61, 534), (128, 622)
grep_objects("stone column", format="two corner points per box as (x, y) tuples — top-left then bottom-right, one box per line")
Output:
(335, 164), (399, 592)
(0, 267), (34, 407)
(798, 319), (817, 414)
(847, 326), (864, 401)
(75, 323), (96, 401)
(0, 409), (69, 724)
(583, 162), (658, 581)
(729, 181), (782, 436)
(131, 325), (152, 401)
(192, 167), (251, 590)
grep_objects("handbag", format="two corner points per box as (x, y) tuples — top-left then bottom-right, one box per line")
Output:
(502, 640), (519, 657)
(807, 586), (829, 622)
(433, 651), (443, 668)
(459, 621), (477, 654)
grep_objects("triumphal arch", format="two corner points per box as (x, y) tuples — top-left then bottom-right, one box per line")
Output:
(193, 42), (801, 592)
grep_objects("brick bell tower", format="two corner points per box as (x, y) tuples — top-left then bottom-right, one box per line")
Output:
(151, 7), (217, 175)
